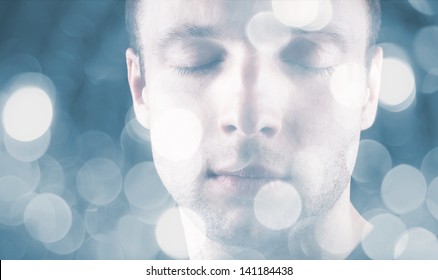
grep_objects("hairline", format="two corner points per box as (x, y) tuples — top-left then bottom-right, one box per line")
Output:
(126, 0), (381, 68)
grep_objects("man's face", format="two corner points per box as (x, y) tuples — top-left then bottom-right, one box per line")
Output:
(128, 0), (381, 252)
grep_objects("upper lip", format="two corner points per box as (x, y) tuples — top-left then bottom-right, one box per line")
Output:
(208, 165), (287, 179)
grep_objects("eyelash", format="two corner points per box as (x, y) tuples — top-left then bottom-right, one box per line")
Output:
(173, 59), (335, 77)
(284, 62), (336, 77)
(174, 60), (223, 76)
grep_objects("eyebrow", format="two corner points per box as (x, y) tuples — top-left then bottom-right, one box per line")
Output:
(290, 27), (352, 50)
(156, 24), (352, 52)
(157, 25), (225, 50)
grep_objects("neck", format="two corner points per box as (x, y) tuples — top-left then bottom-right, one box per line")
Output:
(180, 184), (369, 259)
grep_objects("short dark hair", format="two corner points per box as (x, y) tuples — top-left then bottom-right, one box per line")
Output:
(126, 0), (381, 55)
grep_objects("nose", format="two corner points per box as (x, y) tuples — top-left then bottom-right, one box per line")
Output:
(218, 53), (282, 138)
(219, 99), (282, 138)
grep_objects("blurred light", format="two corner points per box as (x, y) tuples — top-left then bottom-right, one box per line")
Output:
(421, 69), (438, 94)
(0, 193), (35, 227)
(379, 58), (416, 112)
(116, 215), (160, 259)
(254, 181), (302, 230)
(84, 199), (129, 238)
(124, 161), (169, 210)
(413, 26), (438, 73)
(361, 213), (407, 259)
(0, 54), (42, 84)
(44, 209), (86, 255)
(129, 196), (175, 225)
(155, 208), (189, 259)
(330, 63), (368, 108)
(246, 12), (290, 53)
(381, 165), (427, 214)
(0, 175), (32, 204)
(76, 236), (124, 260)
(79, 130), (123, 165)
(60, 14), (95, 38)
(179, 207), (207, 259)
(352, 139), (392, 188)
(421, 147), (438, 183)
(102, 25), (127, 64)
(271, 0), (331, 30)
(37, 155), (65, 195)
(378, 43), (411, 62)
(408, 0), (438, 16)
(2, 86), (53, 142)
(4, 130), (51, 162)
(24, 193), (72, 243)
(0, 150), (41, 189)
(76, 158), (122, 206)
(151, 109), (202, 161)
(426, 178), (438, 221)
(124, 112), (151, 143)
(290, 146), (329, 197)
(394, 227), (438, 259)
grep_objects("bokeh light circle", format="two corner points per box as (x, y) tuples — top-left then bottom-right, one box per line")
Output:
(394, 227), (438, 259)
(84, 199), (129, 238)
(0, 175), (32, 204)
(0, 193), (35, 226)
(352, 139), (392, 183)
(0, 150), (41, 189)
(413, 26), (438, 73)
(4, 130), (51, 162)
(408, 0), (438, 16)
(2, 86), (53, 142)
(44, 209), (86, 255)
(151, 109), (202, 161)
(116, 215), (160, 259)
(271, 0), (319, 28)
(379, 58), (416, 112)
(155, 207), (189, 259)
(254, 181), (302, 230)
(330, 63), (367, 108)
(75, 236), (124, 260)
(361, 213), (407, 259)
(426, 178), (438, 221)
(381, 165), (427, 214)
(246, 12), (290, 53)
(421, 69), (438, 94)
(76, 158), (122, 206)
(124, 161), (169, 210)
(23, 193), (72, 243)
(421, 147), (438, 183)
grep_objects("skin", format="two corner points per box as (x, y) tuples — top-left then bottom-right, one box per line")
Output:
(126, 0), (383, 259)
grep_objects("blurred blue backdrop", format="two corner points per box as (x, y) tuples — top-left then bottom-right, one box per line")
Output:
(1, 0), (438, 259)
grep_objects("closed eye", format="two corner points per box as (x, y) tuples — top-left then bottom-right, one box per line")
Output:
(279, 37), (339, 77)
(282, 60), (336, 76)
(174, 58), (224, 76)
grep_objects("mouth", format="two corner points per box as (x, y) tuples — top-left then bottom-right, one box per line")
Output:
(206, 165), (289, 197)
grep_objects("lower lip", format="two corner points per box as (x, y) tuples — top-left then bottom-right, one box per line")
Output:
(206, 175), (280, 197)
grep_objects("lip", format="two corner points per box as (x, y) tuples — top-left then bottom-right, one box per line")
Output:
(206, 165), (288, 197)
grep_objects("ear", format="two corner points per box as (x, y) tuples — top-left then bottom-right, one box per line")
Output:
(126, 48), (150, 129)
(361, 46), (383, 130)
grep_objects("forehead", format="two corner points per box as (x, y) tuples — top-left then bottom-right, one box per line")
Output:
(136, 0), (369, 51)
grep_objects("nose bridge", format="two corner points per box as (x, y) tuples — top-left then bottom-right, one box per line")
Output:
(218, 49), (282, 137)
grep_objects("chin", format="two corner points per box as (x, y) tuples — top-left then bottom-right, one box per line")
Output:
(202, 203), (286, 250)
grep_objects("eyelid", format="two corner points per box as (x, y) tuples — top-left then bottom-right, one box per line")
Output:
(279, 38), (339, 70)
(163, 39), (226, 68)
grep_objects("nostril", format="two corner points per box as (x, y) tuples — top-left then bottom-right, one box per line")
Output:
(223, 124), (237, 133)
(260, 127), (276, 137)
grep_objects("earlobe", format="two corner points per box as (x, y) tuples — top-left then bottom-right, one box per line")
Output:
(361, 47), (383, 130)
(126, 48), (150, 129)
